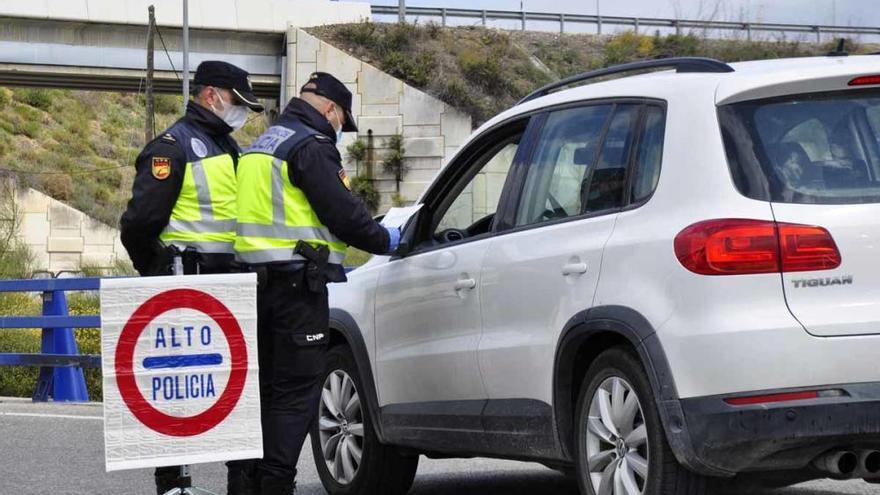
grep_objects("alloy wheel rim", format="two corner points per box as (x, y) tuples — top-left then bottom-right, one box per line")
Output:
(319, 369), (364, 484)
(585, 376), (649, 495)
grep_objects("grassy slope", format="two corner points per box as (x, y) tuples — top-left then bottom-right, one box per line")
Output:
(309, 23), (872, 126)
(0, 88), (266, 227)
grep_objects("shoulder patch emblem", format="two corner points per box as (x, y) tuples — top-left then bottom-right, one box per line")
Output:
(191, 138), (208, 158)
(152, 157), (171, 180)
(160, 133), (176, 143)
(338, 168), (351, 190)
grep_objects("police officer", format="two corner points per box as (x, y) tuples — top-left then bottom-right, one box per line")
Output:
(119, 60), (263, 495)
(230, 72), (399, 494)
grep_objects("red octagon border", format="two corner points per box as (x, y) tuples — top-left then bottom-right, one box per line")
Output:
(114, 288), (248, 437)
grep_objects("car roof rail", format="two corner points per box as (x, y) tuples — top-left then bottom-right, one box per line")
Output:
(518, 57), (735, 105)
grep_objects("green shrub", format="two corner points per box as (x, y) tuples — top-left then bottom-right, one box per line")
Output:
(336, 21), (379, 49)
(603, 31), (656, 65)
(0, 87), (11, 108)
(382, 134), (407, 178)
(652, 33), (701, 58)
(350, 175), (380, 214)
(15, 88), (53, 111)
(153, 94), (182, 115)
(346, 137), (368, 164)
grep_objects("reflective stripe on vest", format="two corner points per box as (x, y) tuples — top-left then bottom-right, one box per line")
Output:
(234, 128), (348, 265)
(159, 155), (237, 254)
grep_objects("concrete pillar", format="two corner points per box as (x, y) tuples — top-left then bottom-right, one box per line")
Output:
(285, 25), (298, 105)
(560, 13), (565, 34)
(482, 10), (487, 27)
(746, 23), (752, 41)
(634, 18), (639, 34)
(441, 8), (447, 27)
(521, 11), (526, 31)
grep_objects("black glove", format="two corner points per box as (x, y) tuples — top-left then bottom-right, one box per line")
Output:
(144, 241), (173, 276)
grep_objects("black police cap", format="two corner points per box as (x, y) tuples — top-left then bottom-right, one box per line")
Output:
(300, 72), (358, 132)
(193, 60), (264, 112)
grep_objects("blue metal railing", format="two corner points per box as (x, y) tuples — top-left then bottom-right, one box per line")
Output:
(0, 277), (101, 402)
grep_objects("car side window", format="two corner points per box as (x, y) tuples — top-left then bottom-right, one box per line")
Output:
(629, 105), (666, 204)
(584, 104), (639, 213)
(427, 134), (521, 245)
(514, 104), (613, 226)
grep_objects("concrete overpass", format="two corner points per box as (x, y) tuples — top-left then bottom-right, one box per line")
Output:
(0, 0), (370, 102)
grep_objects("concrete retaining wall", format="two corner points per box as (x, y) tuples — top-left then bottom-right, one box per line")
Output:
(11, 187), (130, 273)
(287, 28), (474, 212)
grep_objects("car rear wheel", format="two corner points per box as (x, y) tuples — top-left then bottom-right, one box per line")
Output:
(575, 348), (714, 495)
(311, 345), (419, 495)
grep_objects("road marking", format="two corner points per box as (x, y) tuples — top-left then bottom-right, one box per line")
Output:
(0, 411), (102, 421)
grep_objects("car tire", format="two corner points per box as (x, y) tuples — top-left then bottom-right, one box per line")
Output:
(574, 347), (715, 495)
(311, 345), (419, 495)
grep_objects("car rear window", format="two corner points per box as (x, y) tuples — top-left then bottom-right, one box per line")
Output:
(719, 90), (880, 204)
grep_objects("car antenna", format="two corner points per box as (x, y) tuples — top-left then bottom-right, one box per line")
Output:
(827, 38), (849, 57)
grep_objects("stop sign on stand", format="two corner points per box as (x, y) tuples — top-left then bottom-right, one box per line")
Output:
(101, 273), (261, 471)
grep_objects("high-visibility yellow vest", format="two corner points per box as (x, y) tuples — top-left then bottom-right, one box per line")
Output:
(234, 119), (347, 265)
(158, 121), (238, 254)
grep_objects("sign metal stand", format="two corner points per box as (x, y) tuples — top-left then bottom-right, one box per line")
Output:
(162, 253), (218, 495)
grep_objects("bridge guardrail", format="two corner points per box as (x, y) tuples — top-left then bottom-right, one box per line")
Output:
(0, 275), (101, 402)
(372, 4), (880, 42)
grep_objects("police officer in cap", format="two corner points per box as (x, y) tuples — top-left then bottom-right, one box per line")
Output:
(229, 72), (399, 494)
(119, 60), (263, 495)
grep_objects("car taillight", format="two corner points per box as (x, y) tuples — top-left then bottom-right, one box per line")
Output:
(849, 75), (880, 86)
(674, 219), (841, 276)
(778, 224), (841, 272)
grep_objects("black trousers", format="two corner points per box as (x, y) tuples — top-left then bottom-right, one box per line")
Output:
(228, 270), (329, 493)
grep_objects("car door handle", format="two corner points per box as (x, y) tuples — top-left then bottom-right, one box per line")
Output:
(562, 262), (588, 276)
(454, 278), (477, 291)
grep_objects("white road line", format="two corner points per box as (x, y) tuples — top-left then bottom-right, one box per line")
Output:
(0, 411), (103, 421)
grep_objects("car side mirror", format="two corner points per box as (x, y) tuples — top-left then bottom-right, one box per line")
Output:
(392, 210), (422, 258)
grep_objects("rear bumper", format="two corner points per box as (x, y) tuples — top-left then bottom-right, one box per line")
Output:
(674, 382), (880, 475)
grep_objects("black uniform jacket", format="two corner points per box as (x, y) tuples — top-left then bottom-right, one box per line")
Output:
(277, 98), (390, 282)
(119, 102), (240, 275)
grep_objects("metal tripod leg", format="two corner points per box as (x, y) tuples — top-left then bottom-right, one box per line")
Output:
(160, 465), (219, 495)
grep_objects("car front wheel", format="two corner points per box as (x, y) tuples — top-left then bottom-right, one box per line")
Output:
(311, 345), (419, 495)
(574, 348), (714, 495)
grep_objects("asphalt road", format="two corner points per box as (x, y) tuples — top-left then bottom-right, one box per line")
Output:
(1, 398), (877, 495)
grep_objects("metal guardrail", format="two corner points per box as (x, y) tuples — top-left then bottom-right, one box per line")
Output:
(0, 276), (101, 402)
(372, 4), (880, 42)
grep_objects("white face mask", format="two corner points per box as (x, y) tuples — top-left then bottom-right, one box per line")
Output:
(210, 89), (248, 130)
(331, 105), (344, 142)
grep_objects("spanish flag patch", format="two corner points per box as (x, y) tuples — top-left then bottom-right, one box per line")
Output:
(152, 157), (171, 180)
(338, 168), (351, 190)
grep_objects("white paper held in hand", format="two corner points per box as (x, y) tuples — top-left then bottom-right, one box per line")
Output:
(380, 204), (423, 229)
